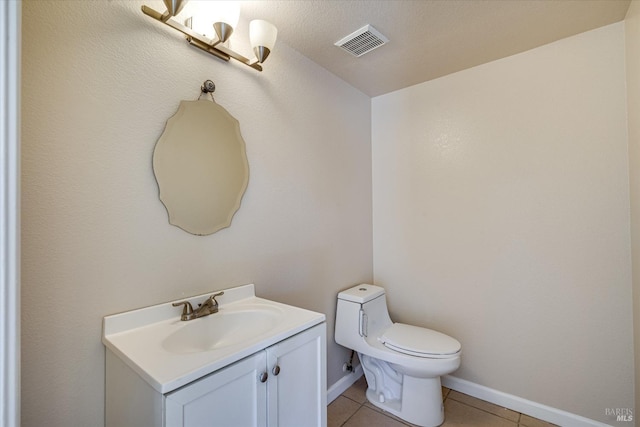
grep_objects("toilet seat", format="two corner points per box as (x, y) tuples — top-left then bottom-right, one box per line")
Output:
(378, 323), (461, 359)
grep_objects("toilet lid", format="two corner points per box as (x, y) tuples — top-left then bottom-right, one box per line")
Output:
(379, 323), (461, 358)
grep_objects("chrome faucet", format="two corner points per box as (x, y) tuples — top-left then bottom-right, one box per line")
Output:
(172, 291), (224, 321)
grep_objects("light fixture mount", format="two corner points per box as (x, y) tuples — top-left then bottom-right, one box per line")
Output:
(141, 1), (277, 72)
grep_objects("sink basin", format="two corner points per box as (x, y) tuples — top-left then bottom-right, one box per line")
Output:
(162, 305), (282, 354)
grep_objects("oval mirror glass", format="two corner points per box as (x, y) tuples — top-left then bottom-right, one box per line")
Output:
(153, 100), (249, 235)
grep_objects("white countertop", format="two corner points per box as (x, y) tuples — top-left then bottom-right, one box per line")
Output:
(102, 284), (325, 394)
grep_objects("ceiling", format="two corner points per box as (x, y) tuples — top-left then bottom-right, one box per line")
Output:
(241, 0), (631, 97)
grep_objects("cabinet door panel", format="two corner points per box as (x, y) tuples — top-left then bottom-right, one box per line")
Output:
(165, 352), (268, 427)
(267, 323), (327, 427)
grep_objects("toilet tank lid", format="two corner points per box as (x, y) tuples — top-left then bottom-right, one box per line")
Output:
(337, 284), (385, 303)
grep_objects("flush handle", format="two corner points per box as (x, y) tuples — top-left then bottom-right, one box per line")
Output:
(358, 308), (368, 337)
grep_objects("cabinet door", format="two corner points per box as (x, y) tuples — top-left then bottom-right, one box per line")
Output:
(266, 323), (327, 427)
(165, 351), (268, 427)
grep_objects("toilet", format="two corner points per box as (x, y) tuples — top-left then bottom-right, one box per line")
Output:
(335, 284), (461, 427)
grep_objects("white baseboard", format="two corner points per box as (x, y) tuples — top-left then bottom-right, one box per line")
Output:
(327, 364), (364, 404)
(442, 375), (612, 427)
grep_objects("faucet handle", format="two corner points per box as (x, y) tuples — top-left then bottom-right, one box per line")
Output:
(211, 291), (224, 304)
(172, 301), (194, 320)
(206, 291), (224, 313)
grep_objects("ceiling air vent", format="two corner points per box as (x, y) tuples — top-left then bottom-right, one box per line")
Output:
(334, 25), (389, 57)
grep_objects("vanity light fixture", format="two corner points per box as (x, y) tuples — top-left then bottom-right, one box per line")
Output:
(141, 0), (278, 72)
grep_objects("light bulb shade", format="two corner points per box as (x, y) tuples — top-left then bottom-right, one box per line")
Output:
(250, 19), (277, 63)
(213, 22), (234, 43)
(184, 1), (234, 39)
(210, 1), (240, 29)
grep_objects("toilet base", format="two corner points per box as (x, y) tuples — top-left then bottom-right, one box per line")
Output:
(364, 372), (444, 427)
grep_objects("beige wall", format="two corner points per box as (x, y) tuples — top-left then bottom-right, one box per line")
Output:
(372, 22), (633, 425)
(21, 1), (640, 426)
(626, 0), (640, 417)
(20, 1), (372, 426)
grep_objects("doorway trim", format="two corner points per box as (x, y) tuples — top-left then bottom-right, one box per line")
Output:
(1, 1), (21, 426)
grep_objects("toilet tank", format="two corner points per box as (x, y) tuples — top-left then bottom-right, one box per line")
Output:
(335, 284), (393, 350)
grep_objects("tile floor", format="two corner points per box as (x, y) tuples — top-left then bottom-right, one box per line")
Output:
(328, 376), (557, 427)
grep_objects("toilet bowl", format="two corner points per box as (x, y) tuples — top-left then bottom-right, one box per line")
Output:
(335, 284), (461, 427)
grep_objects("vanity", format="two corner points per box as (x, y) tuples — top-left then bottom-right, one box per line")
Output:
(102, 284), (327, 427)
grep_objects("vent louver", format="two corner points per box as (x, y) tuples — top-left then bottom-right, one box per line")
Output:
(334, 25), (389, 57)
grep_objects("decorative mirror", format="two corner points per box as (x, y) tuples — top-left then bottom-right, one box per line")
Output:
(153, 81), (249, 235)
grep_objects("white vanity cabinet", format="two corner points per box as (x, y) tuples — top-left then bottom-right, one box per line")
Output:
(265, 324), (326, 427)
(165, 351), (268, 426)
(165, 323), (326, 427)
(103, 284), (327, 427)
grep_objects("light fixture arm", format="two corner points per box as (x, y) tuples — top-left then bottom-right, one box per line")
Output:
(141, 5), (263, 72)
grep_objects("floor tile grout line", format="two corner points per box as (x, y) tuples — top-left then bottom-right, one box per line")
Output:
(346, 400), (412, 427)
(340, 394), (366, 406)
(338, 403), (360, 427)
(366, 403), (416, 427)
(343, 397), (418, 427)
